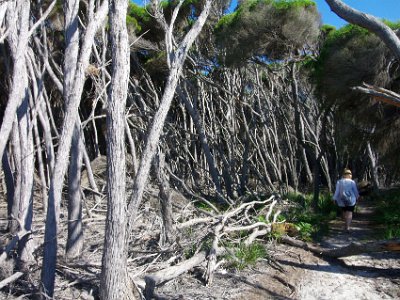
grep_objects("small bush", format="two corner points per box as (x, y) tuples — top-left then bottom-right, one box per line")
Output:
(373, 190), (400, 239)
(282, 191), (336, 240)
(227, 242), (268, 270)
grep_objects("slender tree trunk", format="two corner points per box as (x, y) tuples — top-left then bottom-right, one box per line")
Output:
(2, 149), (14, 230)
(155, 151), (175, 246)
(366, 142), (380, 191)
(178, 84), (223, 201)
(10, 121), (21, 234)
(66, 124), (83, 260)
(16, 95), (35, 269)
(100, 0), (130, 298)
(0, 0), (30, 161)
(127, 0), (214, 233)
(41, 1), (108, 297)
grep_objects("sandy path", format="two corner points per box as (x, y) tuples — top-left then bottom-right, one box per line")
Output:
(296, 199), (400, 299)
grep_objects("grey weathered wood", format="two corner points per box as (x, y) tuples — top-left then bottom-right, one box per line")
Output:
(16, 93), (35, 268)
(41, 1), (108, 297)
(178, 83), (224, 202)
(127, 0), (213, 235)
(0, 272), (23, 289)
(99, 0), (131, 299)
(155, 151), (175, 245)
(0, 0), (30, 167)
(66, 124), (83, 260)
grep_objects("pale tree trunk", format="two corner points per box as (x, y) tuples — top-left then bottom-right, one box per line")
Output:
(10, 121), (21, 234)
(325, 0), (400, 60)
(366, 142), (380, 191)
(155, 151), (175, 246)
(178, 83), (223, 201)
(127, 0), (214, 233)
(66, 124), (83, 260)
(41, 1), (108, 297)
(16, 95), (35, 269)
(0, 0), (30, 165)
(100, 0), (131, 298)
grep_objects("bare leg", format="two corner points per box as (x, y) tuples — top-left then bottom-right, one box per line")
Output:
(344, 211), (353, 231)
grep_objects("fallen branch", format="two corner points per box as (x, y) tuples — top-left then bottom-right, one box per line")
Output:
(280, 235), (400, 258)
(144, 251), (207, 299)
(352, 82), (400, 107)
(0, 222), (31, 265)
(0, 272), (23, 289)
(140, 195), (278, 296)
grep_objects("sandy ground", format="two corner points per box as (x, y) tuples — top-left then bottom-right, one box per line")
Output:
(155, 199), (400, 300)
(0, 194), (398, 299)
(295, 200), (400, 300)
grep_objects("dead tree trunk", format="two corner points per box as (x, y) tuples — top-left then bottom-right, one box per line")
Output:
(366, 142), (380, 191)
(178, 83), (223, 202)
(2, 149), (14, 229)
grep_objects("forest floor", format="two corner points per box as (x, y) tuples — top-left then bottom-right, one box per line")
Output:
(155, 198), (400, 300)
(0, 193), (399, 299)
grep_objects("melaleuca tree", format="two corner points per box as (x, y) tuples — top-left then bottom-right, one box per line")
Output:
(127, 0), (231, 79)
(214, 0), (321, 65)
(314, 23), (400, 186)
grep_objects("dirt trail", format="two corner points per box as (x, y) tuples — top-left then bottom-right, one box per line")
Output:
(295, 199), (400, 299)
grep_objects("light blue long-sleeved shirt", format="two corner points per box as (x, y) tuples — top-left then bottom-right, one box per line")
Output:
(333, 178), (359, 207)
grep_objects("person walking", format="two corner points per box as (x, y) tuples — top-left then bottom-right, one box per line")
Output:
(333, 168), (360, 233)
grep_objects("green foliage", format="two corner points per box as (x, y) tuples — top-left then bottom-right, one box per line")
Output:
(323, 24), (370, 49)
(184, 243), (197, 259)
(296, 221), (313, 240)
(272, 0), (316, 10)
(313, 21), (400, 170)
(128, 3), (151, 23)
(214, 0), (320, 65)
(382, 20), (400, 30)
(225, 242), (268, 270)
(373, 189), (400, 239)
(193, 200), (215, 212)
(282, 192), (336, 240)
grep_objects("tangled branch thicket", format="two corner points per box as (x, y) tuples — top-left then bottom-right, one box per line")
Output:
(0, 0), (400, 298)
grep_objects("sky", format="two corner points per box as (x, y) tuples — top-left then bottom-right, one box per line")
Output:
(131, 0), (400, 28)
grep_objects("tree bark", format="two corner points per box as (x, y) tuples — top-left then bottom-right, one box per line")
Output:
(41, 1), (108, 297)
(366, 142), (379, 191)
(2, 149), (14, 230)
(0, 0), (30, 162)
(155, 151), (175, 246)
(16, 93), (35, 269)
(66, 124), (83, 260)
(99, 0), (131, 298)
(127, 0), (214, 234)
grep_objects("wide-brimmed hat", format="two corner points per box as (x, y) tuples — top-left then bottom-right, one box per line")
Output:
(343, 168), (352, 175)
